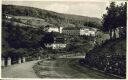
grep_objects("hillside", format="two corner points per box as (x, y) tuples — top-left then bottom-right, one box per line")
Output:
(2, 4), (102, 64)
(2, 4), (101, 29)
(84, 38), (126, 78)
(10, 16), (49, 28)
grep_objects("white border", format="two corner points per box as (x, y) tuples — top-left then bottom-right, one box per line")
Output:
(0, 0), (127, 80)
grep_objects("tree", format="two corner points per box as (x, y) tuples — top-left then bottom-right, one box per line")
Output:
(41, 32), (54, 44)
(118, 2), (127, 27)
(102, 2), (127, 39)
(102, 2), (117, 39)
(118, 2), (127, 37)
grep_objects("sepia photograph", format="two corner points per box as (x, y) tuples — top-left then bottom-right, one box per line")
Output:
(1, 0), (127, 79)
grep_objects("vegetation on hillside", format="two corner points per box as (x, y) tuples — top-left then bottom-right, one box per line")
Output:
(2, 4), (101, 29)
(2, 20), (45, 61)
(84, 38), (126, 78)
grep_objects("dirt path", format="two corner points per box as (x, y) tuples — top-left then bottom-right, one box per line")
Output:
(2, 61), (39, 78)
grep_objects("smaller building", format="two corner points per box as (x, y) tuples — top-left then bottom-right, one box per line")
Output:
(48, 27), (59, 32)
(80, 27), (97, 36)
(52, 43), (66, 49)
(5, 15), (12, 19)
(45, 37), (66, 49)
(80, 28), (90, 36)
(45, 43), (66, 49)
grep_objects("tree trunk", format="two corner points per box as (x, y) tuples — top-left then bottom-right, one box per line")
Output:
(109, 29), (113, 39)
(113, 29), (116, 39)
(119, 27), (122, 38)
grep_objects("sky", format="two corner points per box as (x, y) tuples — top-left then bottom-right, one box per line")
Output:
(2, 0), (124, 18)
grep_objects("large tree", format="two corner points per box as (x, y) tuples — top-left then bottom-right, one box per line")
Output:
(102, 2), (118, 39)
(102, 2), (126, 39)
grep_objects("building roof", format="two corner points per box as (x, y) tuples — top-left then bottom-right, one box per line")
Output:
(63, 26), (97, 31)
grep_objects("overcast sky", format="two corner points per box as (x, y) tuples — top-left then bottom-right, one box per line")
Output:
(2, 0), (123, 18)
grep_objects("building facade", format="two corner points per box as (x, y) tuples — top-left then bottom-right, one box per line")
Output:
(80, 28), (97, 36)
(62, 27), (97, 36)
(45, 43), (66, 49)
(45, 37), (66, 49)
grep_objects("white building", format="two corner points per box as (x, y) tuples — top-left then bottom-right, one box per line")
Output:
(80, 28), (97, 36)
(80, 28), (90, 36)
(62, 26), (97, 36)
(53, 43), (66, 49)
(45, 26), (63, 33)
(6, 15), (12, 19)
(47, 27), (59, 32)
(45, 37), (66, 49)
(45, 43), (66, 49)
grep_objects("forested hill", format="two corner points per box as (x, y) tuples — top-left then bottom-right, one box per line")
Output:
(2, 4), (101, 29)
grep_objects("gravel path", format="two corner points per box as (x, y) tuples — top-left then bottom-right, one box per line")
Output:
(2, 61), (39, 78)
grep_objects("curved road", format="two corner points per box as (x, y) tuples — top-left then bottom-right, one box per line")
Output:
(2, 57), (119, 79)
(2, 61), (39, 78)
(34, 58), (119, 79)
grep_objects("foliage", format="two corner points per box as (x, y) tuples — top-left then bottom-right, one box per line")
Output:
(2, 20), (45, 58)
(65, 36), (94, 53)
(102, 2), (127, 39)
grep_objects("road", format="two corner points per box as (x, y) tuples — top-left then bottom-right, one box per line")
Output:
(34, 58), (119, 79)
(36, 60), (71, 78)
(2, 60), (39, 78)
(2, 57), (119, 79)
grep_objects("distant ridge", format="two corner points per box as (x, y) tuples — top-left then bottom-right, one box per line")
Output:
(2, 4), (101, 29)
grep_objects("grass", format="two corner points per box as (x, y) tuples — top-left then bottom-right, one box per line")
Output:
(10, 15), (49, 28)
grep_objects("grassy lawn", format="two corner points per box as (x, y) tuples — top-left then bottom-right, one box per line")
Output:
(33, 58), (119, 79)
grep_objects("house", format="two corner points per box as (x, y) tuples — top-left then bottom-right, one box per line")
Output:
(47, 27), (59, 32)
(80, 27), (97, 36)
(45, 43), (66, 49)
(62, 26), (97, 36)
(52, 43), (66, 49)
(5, 15), (12, 19)
(45, 37), (66, 49)
(45, 25), (63, 33)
